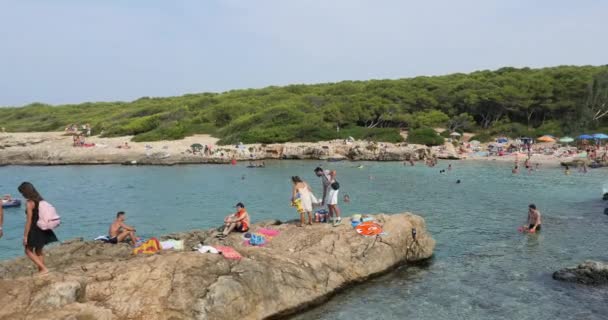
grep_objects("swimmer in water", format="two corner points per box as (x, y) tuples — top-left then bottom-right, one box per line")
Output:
(512, 165), (519, 174)
(448, 164), (452, 171)
(564, 165), (570, 175)
(523, 204), (542, 233)
(343, 194), (350, 203)
(456, 179), (461, 184)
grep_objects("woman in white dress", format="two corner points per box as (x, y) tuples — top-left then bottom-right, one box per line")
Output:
(291, 176), (314, 226)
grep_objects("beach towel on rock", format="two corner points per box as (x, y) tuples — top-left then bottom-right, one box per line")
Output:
(257, 228), (280, 238)
(133, 237), (161, 255)
(355, 222), (383, 237)
(198, 245), (220, 254)
(243, 228), (281, 246)
(160, 239), (184, 250)
(94, 235), (110, 242)
(215, 245), (242, 260)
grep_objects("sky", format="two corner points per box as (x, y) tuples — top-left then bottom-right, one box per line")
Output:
(1, 0), (607, 106)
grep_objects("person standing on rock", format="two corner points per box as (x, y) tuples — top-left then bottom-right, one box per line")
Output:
(18, 182), (58, 275)
(291, 176), (314, 227)
(314, 167), (342, 225)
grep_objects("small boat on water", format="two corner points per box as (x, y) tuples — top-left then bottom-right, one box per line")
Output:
(2, 199), (21, 208)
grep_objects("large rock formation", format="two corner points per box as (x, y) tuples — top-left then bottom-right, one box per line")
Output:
(0, 213), (434, 320)
(0, 132), (433, 165)
(553, 260), (608, 285)
(277, 141), (431, 161)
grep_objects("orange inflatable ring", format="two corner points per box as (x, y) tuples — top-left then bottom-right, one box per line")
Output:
(355, 221), (383, 236)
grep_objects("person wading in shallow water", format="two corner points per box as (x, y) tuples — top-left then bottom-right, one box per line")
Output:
(524, 204), (542, 233)
(18, 182), (58, 275)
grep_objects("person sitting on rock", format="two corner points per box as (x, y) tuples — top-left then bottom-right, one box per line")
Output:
(217, 202), (250, 239)
(109, 211), (138, 246)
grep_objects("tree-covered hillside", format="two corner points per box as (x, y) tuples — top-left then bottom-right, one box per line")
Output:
(1, 65), (607, 145)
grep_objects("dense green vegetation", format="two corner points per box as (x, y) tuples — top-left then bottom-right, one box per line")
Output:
(1, 65), (607, 145)
(407, 128), (445, 146)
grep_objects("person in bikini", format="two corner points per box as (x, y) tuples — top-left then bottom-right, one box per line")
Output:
(108, 211), (138, 246)
(217, 202), (250, 239)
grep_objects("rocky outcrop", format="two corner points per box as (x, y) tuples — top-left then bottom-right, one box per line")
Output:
(432, 142), (463, 160)
(278, 141), (432, 161)
(0, 132), (434, 165)
(0, 213), (434, 320)
(553, 261), (608, 285)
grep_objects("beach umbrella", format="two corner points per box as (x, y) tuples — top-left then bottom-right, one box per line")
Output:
(449, 132), (461, 137)
(592, 133), (608, 139)
(497, 137), (508, 143)
(559, 137), (574, 143)
(537, 135), (556, 143)
(470, 140), (480, 145)
(578, 134), (593, 140)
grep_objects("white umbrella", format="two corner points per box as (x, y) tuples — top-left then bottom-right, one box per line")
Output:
(450, 132), (461, 137)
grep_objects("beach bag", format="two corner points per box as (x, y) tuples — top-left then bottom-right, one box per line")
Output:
(331, 181), (340, 190)
(292, 198), (305, 214)
(37, 201), (61, 230)
(315, 209), (329, 223)
(133, 238), (161, 255)
(249, 234), (266, 246)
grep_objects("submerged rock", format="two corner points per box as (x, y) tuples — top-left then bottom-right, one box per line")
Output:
(553, 260), (608, 285)
(0, 213), (434, 320)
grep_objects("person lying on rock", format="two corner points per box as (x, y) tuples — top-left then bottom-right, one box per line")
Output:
(109, 211), (138, 246)
(216, 202), (250, 239)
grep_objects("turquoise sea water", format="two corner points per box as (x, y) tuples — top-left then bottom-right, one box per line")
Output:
(1, 161), (607, 319)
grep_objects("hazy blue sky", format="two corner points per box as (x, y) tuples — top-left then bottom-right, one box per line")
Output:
(1, 0), (606, 106)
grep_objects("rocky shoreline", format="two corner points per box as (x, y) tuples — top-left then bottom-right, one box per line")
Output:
(0, 213), (434, 320)
(0, 132), (441, 166)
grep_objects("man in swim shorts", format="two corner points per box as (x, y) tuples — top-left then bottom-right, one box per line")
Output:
(217, 202), (250, 239)
(108, 211), (138, 246)
(525, 204), (542, 232)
